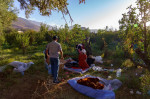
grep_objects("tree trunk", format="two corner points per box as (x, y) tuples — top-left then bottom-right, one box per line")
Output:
(22, 47), (26, 55)
(143, 6), (148, 55)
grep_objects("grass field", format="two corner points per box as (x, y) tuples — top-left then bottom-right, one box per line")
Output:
(0, 44), (150, 99)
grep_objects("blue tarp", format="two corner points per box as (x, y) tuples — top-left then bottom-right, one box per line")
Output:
(68, 75), (122, 99)
(64, 65), (92, 74)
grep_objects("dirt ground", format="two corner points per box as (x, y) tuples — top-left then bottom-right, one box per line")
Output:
(0, 60), (150, 99)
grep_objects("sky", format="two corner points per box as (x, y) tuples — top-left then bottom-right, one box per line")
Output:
(14, 0), (137, 30)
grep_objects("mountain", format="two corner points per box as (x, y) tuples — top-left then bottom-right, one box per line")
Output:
(12, 17), (40, 31)
(12, 17), (98, 32)
(12, 17), (53, 31)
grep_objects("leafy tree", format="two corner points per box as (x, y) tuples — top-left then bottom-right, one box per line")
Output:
(25, 30), (37, 45)
(70, 24), (85, 46)
(17, 0), (86, 22)
(46, 30), (57, 42)
(0, 35), (5, 47)
(5, 31), (18, 46)
(15, 33), (30, 54)
(40, 23), (49, 33)
(40, 23), (49, 42)
(119, 0), (150, 70)
(0, 0), (17, 46)
(0, 0), (17, 34)
(35, 23), (49, 44)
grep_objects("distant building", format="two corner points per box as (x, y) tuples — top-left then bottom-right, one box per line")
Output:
(17, 29), (23, 33)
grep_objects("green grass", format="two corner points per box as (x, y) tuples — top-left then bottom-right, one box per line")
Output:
(0, 43), (150, 99)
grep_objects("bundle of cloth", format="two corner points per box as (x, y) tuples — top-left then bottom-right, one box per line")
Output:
(9, 61), (34, 75)
(77, 77), (104, 89)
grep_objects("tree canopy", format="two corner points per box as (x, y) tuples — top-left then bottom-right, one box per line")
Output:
(17, 0), (85, 23)
(0, 0), (17, 34)
(119, 0), (150, 69)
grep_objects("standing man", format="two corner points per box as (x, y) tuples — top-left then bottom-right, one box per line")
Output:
(46, 36), (64, 83)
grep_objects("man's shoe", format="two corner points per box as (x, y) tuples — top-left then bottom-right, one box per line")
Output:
(53, 80), (61, 84)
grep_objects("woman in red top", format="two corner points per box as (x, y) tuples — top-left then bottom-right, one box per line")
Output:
(78, 49), (89, 70)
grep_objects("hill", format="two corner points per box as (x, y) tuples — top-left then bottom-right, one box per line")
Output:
(12, 17), (40, 31)
(12, 17), (98, 32)
(12, 17), (53, 31)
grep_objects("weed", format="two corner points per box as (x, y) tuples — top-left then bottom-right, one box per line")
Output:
(140, 70), (150, 94)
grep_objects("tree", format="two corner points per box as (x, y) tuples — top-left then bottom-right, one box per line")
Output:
(17, 0), (85, 23)
(70, 24), (85, 45)
(0, 0), (17, 46)
(16, 33), (30, 54)
(119, 0), (150, 70)
(40, 23), (49, 33)
(0, 0), (17, 34)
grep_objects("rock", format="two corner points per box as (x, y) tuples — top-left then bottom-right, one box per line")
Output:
(130, 90), (134, 94)
(110, 64), (113, 67)
(136, 91), (142, 95)
(108, 76), (112, 79)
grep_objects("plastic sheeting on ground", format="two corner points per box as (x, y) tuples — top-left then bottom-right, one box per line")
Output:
(68, 75), (122, 99)
(64, 65), (93, 74)
(9, 61), (34, 75)
(94, 56), (103, 64)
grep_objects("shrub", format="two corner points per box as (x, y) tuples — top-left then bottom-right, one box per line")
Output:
(15, 33), (30, 54)
(119, 74), (140, 89)
(122, 59), (134, 68)
(113, 46), (124, 58)
(35, 32), (45, 44)
(140, 70), (150, 94)
(5, 31), (18, 46)
(0, 34), (5, 47)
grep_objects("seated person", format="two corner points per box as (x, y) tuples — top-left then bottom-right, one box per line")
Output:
(87, 55), (95, 66)
(76, 44), (84, 54)
(78, 49), (89, 69)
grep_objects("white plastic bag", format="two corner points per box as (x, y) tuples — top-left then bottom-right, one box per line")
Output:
(116, 68), (122, 77)
(103, 84), (113, 90)
(94, 56), (103, 63)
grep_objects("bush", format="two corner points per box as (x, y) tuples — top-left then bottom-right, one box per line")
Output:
(0, 34), (5, 47)
(15, 33), (30, 54)
(122, 59), (134, 68)
(140, 70), (150, 94)
(35, 32), (45, 44)
(113, 46), (124, 58)
(25, 30), (37, 45)
(5, 31), (18, 46)
(119, 74), (140, 89)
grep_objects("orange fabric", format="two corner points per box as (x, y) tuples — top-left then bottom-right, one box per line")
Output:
(77, 77), (104, 89)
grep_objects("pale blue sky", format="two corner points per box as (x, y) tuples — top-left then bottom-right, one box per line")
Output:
(14, 0), (136, 29)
